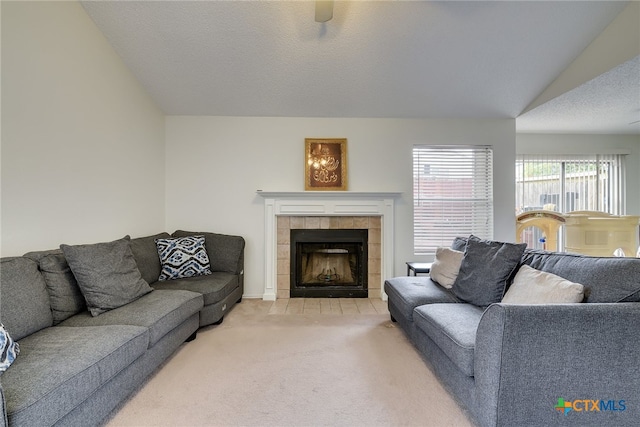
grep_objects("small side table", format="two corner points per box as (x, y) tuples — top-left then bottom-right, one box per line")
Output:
(406, 262), (432, 276)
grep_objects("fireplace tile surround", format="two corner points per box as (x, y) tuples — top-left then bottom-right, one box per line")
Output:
(257, 191), (400, 301)
(278, 216), (380, 299)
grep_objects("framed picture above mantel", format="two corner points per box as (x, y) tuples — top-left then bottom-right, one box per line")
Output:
(305, 138), (347, 191)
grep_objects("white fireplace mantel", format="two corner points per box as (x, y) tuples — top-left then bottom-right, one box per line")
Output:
(257, 191), (402, 301)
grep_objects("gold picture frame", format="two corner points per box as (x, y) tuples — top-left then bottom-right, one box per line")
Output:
(305, 138), (348, 191)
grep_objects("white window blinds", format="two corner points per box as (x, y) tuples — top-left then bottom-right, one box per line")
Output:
(413, 145), (494, 256)
(515, 154), (626, 215)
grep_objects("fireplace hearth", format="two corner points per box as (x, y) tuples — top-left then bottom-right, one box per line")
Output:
(290, 229), (368, 298)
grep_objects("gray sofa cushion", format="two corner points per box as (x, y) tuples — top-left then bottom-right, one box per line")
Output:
(172, 230), (245, 274)
(0, 257), (53, 341)
(413, 303), (484, 377)
(59, 290), (203, 347)
(384, 277), (459, 323)
(452, 236), (527, 307)
(60, 236), (153, 316)
(151, 272), (238, 306)
(24, 250), (86, 325)
(130, 232), (171, 284)
(522, 250), (640, 303)
(1, 325), (148, 426)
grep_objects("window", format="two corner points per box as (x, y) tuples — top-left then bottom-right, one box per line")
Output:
(515, 154), (626, 250)
(515, 154), (626, 215)
(413, 145), (493, 255)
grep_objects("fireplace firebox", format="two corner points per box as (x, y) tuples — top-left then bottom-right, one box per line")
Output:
(290, 229), (368, 298)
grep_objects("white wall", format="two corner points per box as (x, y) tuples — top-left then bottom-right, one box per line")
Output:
(4, 2), (634, 301)
(165, 116), (516, 298)
(3, 3), (633, 300)
(1, 2), (165, 256)
(516, 133), (640, 215)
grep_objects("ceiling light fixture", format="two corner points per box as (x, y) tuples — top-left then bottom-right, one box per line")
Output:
(315, 0), (334, 23)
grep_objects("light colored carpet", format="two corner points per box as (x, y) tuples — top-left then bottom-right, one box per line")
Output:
(106, 300), (474, 427)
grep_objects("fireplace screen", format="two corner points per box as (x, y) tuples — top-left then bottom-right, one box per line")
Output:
(290, 229), (368, 298)
(301, 246), (356, 284)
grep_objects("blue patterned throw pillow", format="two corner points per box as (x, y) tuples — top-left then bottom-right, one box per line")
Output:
(155, 235), (212, 281)
(1, 324), (20, 373)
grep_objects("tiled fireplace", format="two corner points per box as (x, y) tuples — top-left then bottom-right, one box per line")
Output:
(280, 217), (378, 298)
(257, 191), (400, 300)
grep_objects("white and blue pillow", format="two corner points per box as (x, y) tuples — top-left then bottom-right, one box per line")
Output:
(1, 324), (19, 373)
(156, 235), (212, 281)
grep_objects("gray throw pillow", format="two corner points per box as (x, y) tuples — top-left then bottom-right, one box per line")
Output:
(451, 236), (468, 252)
(60, 236), (153, 316)
(39, 253), (87, 324)
(0, 257), (53, 340)
(452, 235), (527, 307)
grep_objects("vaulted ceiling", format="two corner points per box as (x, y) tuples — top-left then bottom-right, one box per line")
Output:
(81, 1), (639, 134)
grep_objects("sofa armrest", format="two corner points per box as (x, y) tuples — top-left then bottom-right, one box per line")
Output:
(172, 230), (245, 275)
(474, 302), (640, 427)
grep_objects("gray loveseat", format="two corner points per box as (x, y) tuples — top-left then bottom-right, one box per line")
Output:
(385, 238), (640, 427)
(0, 230), (244, 426)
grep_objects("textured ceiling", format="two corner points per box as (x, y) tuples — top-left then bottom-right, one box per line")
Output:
(518, 56), (640, 134)
(81, 1), (638, 133)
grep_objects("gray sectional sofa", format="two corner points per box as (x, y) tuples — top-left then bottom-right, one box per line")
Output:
(0, 230), (244, 427)
(385, 237), (640, 427)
